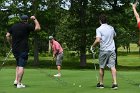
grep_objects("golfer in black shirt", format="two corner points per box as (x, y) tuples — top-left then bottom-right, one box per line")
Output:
(6, 15), (41, 88)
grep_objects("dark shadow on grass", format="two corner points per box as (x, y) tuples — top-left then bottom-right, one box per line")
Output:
(25, 62), (140, 71)
(118, 51), (140, 56)
(116, 65), (140, 71)
(0, 58), (140, 70)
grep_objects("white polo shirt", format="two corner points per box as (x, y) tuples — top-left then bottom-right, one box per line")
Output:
(96, 23), (116, 51)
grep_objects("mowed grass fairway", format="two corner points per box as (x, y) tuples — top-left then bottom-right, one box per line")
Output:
(0, 69), (140, 93)
(0, 44), (140, 93)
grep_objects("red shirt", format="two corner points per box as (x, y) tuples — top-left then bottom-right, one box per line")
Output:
(51, 40), (63, 55)
(138, 21), (140, 30)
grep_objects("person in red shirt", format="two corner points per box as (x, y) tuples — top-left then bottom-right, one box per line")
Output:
(49, 36), (63, 77)
(132, 1), (140, 45)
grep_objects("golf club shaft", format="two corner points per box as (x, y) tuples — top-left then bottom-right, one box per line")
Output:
(92, 52), (99, 82)
(0, 49), (12, 70)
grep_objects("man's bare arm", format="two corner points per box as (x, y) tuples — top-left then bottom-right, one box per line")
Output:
(132, 2), (140, 23)
(6, 32), (12, 47)
(30, 16), (41, 31)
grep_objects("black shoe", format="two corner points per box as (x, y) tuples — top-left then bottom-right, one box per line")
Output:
(96, 83), (104, 89)
(112, 84), (118, 90)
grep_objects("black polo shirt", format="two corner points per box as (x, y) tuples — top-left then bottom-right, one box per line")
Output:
(8, 22), (34, 52)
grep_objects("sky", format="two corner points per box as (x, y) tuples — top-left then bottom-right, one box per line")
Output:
(2, 0), (71, 10)
(60, 0), (71, 10)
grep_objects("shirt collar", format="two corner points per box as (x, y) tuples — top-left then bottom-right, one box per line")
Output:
(101, 23), (107, 26)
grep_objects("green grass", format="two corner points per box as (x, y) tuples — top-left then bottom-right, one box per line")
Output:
(1, 50), (140, 70)
(118, 55), (140, 66)
(118, 43), (140, 52)
(0, 69), (140, 93)
(0, 43), (140, 93)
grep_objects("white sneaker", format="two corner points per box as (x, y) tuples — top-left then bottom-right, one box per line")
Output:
(54, 73), (61, 77)
(14, 80), (17, 86)
(17, 83), (26, 88)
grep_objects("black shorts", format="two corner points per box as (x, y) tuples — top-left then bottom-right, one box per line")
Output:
(13, 51), (28, 67)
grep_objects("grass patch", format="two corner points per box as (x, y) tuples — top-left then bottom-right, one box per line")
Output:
(0, 43), (140, 93)
(0, 69), (140, 93)
(0, 51), (140, 70)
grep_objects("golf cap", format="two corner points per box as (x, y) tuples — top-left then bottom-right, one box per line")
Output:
(20, 15), (29, 20)
(49, 36), (54, 40)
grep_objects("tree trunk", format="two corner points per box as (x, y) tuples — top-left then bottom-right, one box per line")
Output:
(79, 0), (88, 67)
(33, 32), (39, 65)
(114, 27), (118, 66)
(139, 47), (140, 54)
(115, 47), (118, 66)
(80, 53), (86, 66)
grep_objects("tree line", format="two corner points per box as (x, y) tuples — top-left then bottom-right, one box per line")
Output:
(0, 0), (139, 66)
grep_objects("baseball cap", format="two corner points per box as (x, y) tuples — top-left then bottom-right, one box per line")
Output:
(20, 15), (29, 20)
(49, 36), (54, 40)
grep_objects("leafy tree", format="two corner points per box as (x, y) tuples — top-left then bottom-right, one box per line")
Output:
(0, 0), (139, 67)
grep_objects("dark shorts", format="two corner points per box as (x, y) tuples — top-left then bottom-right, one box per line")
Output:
(13, 51), (28, 67)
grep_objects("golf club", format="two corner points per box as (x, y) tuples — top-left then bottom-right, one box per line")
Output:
(0, 49), (12, 71)
(36, 58), (68, 86)
(37, 67), (68, 86)
(90, 46), (99, 82)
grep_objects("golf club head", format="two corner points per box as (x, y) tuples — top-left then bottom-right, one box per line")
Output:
(90, 46), (95, 53)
